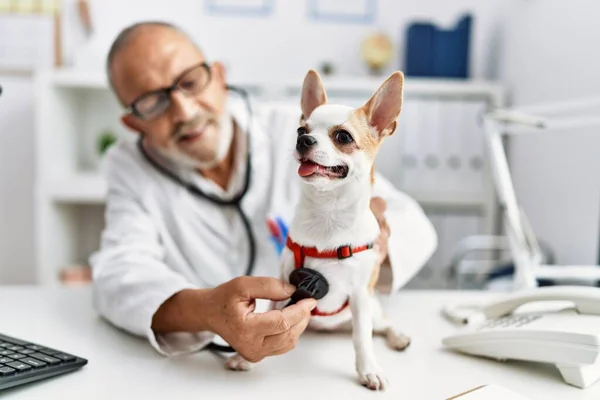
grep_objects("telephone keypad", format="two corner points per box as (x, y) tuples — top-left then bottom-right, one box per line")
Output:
(478, 314), (542, 330)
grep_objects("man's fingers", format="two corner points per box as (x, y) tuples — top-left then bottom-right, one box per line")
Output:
(251, 298), (316, 334)
(265, 317), (311, 356)
(370, 196), (387, 215)
(380, 220), (390, 236)
(234, 276), (296, 301)
(262, 300), (314, 355)
(287, 306), (312, 339)
(249, 309), (291, 336)
(370, 197), (389, 231)
(281, 298), (317, 326)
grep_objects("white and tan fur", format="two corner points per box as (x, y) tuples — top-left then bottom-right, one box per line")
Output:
(226, 70), (410, 391)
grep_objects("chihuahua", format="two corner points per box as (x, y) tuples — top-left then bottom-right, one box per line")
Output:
(226, 70), (410, 391)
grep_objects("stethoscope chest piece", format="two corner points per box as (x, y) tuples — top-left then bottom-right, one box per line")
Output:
(286, 267), (330, 307)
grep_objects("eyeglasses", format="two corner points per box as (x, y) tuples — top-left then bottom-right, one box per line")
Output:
(127, 62), (212, 121)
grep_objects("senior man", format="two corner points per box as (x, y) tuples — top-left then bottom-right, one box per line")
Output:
(90, 21), (437, 363)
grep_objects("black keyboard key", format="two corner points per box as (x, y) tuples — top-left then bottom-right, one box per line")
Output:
(40, 348), (59, 355)
(0, 337), (29, 346)
(54, 353), (75, 362)
(30, 353), (61, 365)
(0, 334), (89, 391)
(21, 358), (46, 368)
(0, 366), (15, 376)
(6, 361), (31, 372)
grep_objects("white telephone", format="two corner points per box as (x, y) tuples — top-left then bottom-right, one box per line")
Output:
(441, 286), (600, 389)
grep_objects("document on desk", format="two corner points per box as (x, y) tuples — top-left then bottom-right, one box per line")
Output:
(446, 384), (531, 399)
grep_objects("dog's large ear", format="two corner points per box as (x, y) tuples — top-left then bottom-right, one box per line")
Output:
(301, 69), (327, 119)
(362, 71), (404, 137)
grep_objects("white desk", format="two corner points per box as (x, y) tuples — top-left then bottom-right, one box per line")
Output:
(0, 286), (598, 399)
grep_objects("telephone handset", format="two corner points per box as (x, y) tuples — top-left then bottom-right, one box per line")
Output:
(471, 285), (600, 321)
(441, 286), (600, 389)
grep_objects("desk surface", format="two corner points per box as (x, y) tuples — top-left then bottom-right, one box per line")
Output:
(0, 286), (598, 400)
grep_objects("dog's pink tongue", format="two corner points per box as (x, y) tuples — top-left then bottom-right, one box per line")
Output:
(298, 161), (319, 177)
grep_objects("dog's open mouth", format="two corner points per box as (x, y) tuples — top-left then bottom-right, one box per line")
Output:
(298, 160), (349, 179)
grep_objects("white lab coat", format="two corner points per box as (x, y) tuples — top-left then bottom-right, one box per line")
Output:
(89, 95), (438, 356)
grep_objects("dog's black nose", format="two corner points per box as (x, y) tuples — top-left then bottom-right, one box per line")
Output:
(296, 135), (317, 153)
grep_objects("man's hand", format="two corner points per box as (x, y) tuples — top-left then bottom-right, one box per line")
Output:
(204, 276), (316, 362)
(151, 276), (316, 363)
(370, 196), (390, 266)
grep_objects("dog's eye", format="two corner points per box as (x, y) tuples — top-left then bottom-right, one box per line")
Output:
(334, 130), (353, 144)
(297, 126), (308, 136)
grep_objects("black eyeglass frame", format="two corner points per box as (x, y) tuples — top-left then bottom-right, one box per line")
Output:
(126, 61), (212, 120)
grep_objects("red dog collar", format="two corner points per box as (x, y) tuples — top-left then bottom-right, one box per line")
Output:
(285, 237), (373, 269)
(285, 236), (373, 316)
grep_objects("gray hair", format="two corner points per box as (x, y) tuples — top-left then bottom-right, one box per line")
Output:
(105, 21), (200, 102)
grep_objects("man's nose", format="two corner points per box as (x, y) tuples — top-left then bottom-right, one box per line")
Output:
(296, 135), (317, 153)
(170, 91), (196, 122)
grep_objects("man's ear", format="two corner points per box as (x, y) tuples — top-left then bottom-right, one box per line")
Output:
(211, 61), (227, 87)
(300, 69), (327, 119)
(362, 71), (404, 137)
(121, 114), (142, 134)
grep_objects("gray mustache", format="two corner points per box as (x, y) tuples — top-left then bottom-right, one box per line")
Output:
(173, 113), (219, 140)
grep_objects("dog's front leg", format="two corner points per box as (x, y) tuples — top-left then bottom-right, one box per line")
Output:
(350, 289), (388, 391)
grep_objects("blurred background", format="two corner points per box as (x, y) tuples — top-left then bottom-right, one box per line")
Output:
(1, 0), (599, 291)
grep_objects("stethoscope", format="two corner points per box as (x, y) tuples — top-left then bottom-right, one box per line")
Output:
(137, 86), (330, 355)
(137, 85), (256, 283)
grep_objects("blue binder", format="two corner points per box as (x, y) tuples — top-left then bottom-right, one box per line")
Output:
(404, 14), (472, 78)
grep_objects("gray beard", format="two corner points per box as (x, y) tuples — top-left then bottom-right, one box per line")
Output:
(154, 111), (235, 172)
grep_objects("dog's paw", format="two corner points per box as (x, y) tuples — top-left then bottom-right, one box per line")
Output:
(358, 369), (389, 391)
(225, 354), (254, 371)
(386, 331), (411, 351)
(357, 361), (388, 391)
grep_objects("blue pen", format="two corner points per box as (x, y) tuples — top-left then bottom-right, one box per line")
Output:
(266, 215), (289, 255)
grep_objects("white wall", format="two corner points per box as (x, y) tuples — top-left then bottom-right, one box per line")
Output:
(0, 76), (35, 283)
(65, 0), (504, 81)
(0, 0), (505, 283)
(1, 0), (506, 283)
(498, 0), (600, 265)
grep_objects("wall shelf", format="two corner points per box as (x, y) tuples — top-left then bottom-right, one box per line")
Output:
(34, 68), (506, 286)
(47, 171), (488, 211)
(46, 68), (505, 104)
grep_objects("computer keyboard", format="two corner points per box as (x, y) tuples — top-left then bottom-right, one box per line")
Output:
(0, 333), (87, 391)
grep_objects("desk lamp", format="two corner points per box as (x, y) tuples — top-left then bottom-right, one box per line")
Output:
(477, 98), (600, 290)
